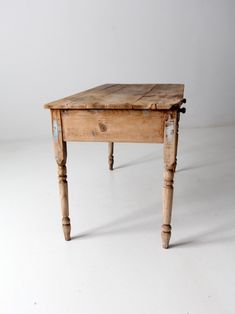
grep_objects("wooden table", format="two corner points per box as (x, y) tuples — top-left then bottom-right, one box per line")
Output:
(44, 84), (186, 248)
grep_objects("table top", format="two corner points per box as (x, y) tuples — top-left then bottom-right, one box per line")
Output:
(44, 84), (185, 110)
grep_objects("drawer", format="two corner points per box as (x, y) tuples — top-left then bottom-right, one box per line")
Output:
(61, 109), (166, 143)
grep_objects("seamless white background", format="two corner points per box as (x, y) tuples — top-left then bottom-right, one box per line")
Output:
(1, 2), (235, 314)
(0, 0), (235, 140)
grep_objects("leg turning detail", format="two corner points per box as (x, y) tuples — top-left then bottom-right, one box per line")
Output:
(58, 164), (71, 241)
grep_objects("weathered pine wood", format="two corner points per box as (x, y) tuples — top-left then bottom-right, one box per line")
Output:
(161, 111), (179, 249)
(61, 109), (165, 143)
(45, 83), (186, 248)
(51, 109), (71, 241)
(108, 142), (114, 170)
(44, 84), (185, 110)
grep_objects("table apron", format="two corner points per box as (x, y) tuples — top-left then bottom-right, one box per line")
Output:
(60, 109), (166, 143)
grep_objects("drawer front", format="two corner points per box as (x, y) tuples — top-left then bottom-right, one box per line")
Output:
(61, 109), (165, 143)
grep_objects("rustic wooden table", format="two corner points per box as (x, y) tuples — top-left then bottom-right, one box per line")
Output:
(44, 84), (186, 248)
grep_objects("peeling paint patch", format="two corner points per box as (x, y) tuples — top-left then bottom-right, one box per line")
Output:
(143, 109), (150, 116)
(166, 115), (174, 144)
(53, 119), (59, 141)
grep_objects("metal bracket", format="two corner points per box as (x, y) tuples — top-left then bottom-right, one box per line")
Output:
(178, 98), (186, 114)
(179, 107), (186, 114)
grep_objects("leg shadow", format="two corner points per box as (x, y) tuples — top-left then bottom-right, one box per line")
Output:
(115, 151), (160, 170)
(170, 221), (235, 248)
(72, 204), (160, 240)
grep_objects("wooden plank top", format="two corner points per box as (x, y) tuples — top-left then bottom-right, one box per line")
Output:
(44, 84), (185, 110)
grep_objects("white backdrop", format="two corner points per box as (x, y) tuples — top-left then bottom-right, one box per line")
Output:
(0, 0), (235, 140)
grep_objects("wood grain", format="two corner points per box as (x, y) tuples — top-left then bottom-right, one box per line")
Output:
(61, 109), (165, 143)
(44, 84), (185, 110)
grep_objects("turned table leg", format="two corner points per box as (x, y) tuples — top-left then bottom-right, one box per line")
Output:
(51, 110), (71, 241)
(108, 142), (114, 170)
(161, 112), (179, 249)
(58, 162), (71, 240)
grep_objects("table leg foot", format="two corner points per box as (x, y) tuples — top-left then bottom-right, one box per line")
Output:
(108, 142), (114, 170)
(161, 224), (171, 248)
(62, 217), (71, 241)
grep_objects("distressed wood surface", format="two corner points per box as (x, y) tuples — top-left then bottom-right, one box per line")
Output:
(44, 84), (185, 110)
(45, 84), (186, 248)
(161, 111), (179, 249)
(61, 109), (165, 143)
(51, 110), (71, 241)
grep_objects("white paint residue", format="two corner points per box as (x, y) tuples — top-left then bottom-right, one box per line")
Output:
(53, 119), (59, 141)
(166, 116), (174, 144)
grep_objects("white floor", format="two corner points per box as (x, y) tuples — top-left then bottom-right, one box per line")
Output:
(0, 126), (235, 314)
